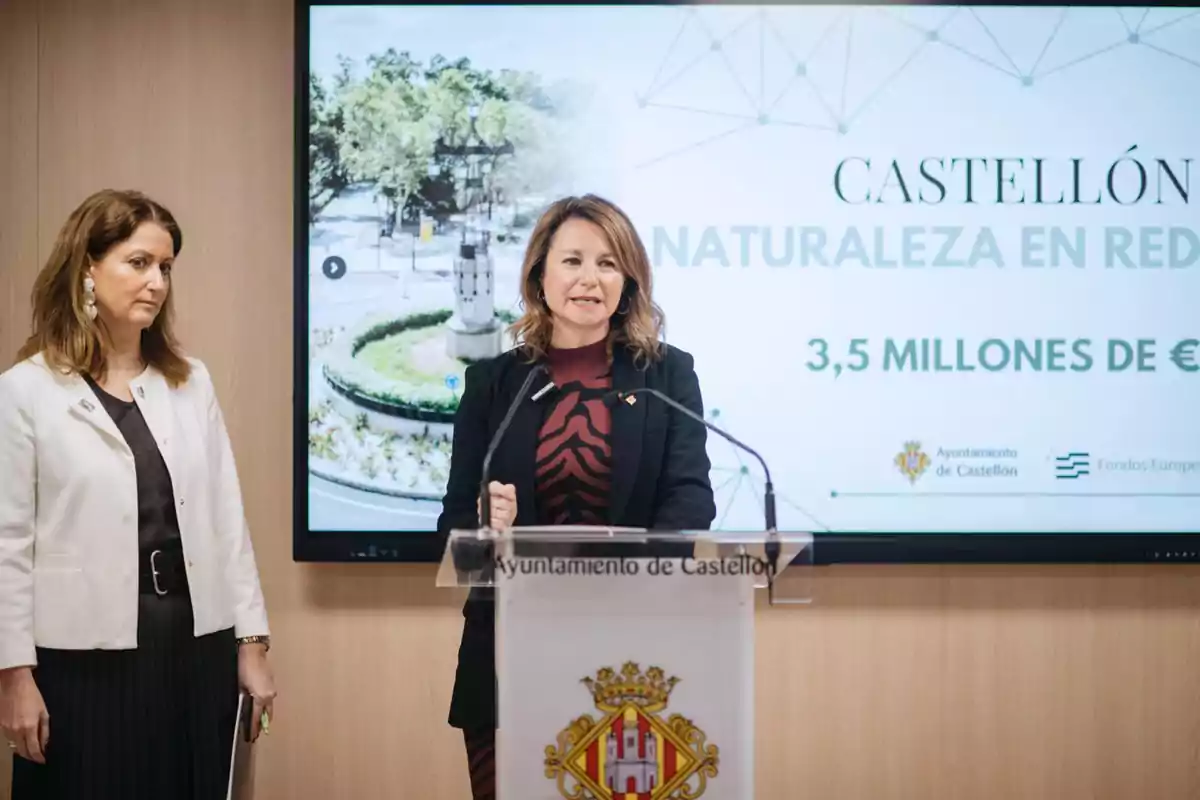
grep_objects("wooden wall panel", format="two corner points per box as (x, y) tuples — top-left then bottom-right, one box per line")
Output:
(1, 2), (1199, 799)
(0, 0), (40, 791)
(0, 0), (40, 353)
(754, 566), (1200, 800)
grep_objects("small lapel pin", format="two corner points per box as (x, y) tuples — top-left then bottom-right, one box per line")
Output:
(79, 398), (95, 412)
(136, 386), (145, 398)
(623, 395), (637, 406)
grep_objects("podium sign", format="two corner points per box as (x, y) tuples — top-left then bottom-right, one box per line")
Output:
(439, 527), (814, 800)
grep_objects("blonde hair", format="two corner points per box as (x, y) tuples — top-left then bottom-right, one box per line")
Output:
(16, 189), (191, 386)
(509, 194), (664, 366)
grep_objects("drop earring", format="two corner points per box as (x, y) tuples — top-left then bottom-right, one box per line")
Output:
(83, 276), (97, 321)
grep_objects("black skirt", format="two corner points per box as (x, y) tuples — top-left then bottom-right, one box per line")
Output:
(449, 604), (497, 731)
(10, 591), (239, 800)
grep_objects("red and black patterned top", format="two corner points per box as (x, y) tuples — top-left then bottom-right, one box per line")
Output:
(535, 339), (613, 525)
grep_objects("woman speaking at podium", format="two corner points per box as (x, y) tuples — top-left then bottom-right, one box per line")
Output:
(436, 194), (716, 799)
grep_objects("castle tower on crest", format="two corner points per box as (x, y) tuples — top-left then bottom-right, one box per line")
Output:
(604, 708), (658, 794)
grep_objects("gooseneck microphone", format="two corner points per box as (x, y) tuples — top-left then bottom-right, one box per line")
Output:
(479, 364), (548, 530)
(606, 387), (782, 585)
(453, 364), (549, 575)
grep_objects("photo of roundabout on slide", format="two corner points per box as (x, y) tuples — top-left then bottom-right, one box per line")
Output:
(306, 178), (541, 533)
(308, 306), (520, 532)
(305, 46), (585, 532)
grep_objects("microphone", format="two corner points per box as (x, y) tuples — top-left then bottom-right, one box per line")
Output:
(479, 363), (548, 530)
(453, 363), (549, 575)
(606, 387), (782, 586)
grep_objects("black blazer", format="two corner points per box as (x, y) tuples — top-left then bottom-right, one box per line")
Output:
(436, 341), (717, 730)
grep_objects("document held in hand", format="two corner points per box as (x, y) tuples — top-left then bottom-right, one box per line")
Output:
(227, 692), (254, 800)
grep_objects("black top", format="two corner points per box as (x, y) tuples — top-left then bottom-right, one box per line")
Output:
(84, 376), (183, 551)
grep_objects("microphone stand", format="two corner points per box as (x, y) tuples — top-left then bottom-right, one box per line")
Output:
(453, 364), (547, 575)
(611, 388), (782, 600)
(479, 364), (546, 530)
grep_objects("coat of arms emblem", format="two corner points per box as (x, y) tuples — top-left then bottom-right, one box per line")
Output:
(895, 441), (931, 483)
(544, 661), (719, 799)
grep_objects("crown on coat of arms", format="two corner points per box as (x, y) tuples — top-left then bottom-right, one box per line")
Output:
(581, 661), (679, 712)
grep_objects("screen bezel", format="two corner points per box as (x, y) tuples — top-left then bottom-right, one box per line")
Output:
(292, 0), (1200, 564)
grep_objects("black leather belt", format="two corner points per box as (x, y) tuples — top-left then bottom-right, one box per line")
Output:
(138, 546), (188, 596)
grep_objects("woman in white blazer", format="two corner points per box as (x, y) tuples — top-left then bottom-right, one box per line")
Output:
(0, 189), (277, 800)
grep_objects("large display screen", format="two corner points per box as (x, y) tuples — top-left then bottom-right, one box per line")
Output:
(297, 2), (1200, 561)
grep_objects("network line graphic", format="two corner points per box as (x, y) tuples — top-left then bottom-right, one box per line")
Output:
(634, 5), (1199, 167)
(704, 408), (830, 533)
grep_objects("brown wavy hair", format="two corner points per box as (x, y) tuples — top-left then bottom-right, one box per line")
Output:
(16, 189), (191, 385)
(509, 194), (665, 366)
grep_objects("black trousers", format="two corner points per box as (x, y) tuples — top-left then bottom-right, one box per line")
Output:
(10, 592), (239, 800)
(463, 727), (497, 800)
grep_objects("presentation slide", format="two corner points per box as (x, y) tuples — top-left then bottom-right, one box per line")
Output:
(305, 4), (1199, 537)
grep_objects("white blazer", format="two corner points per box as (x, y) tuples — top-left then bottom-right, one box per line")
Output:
(0, 352), (269, 670)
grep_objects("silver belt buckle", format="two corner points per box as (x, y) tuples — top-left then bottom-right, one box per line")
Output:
(149, 549), (167, 596)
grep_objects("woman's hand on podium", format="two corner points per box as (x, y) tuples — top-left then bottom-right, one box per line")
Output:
(479, 481), (517, 530)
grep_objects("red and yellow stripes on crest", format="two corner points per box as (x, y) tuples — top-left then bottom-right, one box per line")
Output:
(576, 706), (686, 800)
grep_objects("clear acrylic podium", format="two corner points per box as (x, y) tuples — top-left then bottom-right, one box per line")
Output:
(438, 525), (815, 800)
